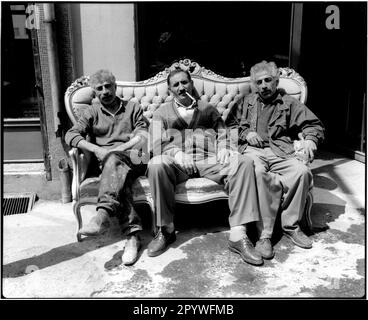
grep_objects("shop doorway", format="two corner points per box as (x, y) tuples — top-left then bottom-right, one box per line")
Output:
(299, 3), (366, 161)
(135, 2), (292, 80)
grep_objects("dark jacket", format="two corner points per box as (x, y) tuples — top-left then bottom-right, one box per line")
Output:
(225, 90), (325, 158)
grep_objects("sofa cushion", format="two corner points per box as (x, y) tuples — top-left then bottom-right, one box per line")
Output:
(79, 175), (226, 204)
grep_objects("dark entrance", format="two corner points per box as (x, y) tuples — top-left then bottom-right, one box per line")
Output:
(2, 3), (46, 163)
(136, 2), (292, 79)
(299, 2), (366, 161)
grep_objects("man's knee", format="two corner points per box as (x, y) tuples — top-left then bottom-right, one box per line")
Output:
(147, 155), (173, 176)
(225, 154), (254, 177)
(102, 153), (120, 170)
(233, 154), (255, 176)
(238, 154), (254, 167)
(254, 162), (268, 177)
(294, 162), (312, 179)
(287, 162), (313, 189)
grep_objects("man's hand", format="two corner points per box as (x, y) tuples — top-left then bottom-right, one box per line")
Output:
(217, 148), (232, 165)
(246, 131), (264, 147)
(304, 140), (317, 162)
(174, 151), (197, 176)
(94, 146), (109, 161)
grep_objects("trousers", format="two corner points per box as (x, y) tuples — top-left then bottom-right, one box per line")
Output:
(147, 153), (260, 228)
(97, 151), (146, 236)
(242, 146), (313, 238)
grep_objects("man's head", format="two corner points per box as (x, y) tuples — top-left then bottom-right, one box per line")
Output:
(167, 69), (194, 106)
(89, 69), (117, 105)
(250, 61), (279, 100)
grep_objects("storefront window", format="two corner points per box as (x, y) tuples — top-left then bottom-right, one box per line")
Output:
(2, 3), (39, 119)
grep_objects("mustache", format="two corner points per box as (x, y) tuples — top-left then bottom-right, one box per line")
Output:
(178, 90), (195, 101)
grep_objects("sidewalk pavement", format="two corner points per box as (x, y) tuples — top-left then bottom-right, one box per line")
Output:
(2, 151), (365, 298)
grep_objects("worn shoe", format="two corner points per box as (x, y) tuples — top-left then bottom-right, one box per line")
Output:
(284, 228), (312, 249)
(228, 236), (263, 266)
(255, 238), (274, 259)
(122, 234), (141, 266)
(147, 228), (176, 257)
(78, 210), (110, 236)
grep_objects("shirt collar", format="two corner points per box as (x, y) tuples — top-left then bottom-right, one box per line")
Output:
(174, 98), (197, 110)
(96, 97), (125, 116)
(257, 90), (283, 105)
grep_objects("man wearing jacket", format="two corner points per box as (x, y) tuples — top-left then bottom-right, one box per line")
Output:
(226, 61), (325, 259)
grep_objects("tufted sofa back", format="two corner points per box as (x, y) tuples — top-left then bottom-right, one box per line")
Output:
(65, 59), (307, 125)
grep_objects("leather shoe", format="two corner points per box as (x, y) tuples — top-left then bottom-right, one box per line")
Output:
(255, 238), (274, 259)
(147, 227), (176, 257)
(228, 236), (263, 266)
(122, 234), (141, 266)
(78, 210), (110, 236)
(284, 228), (312, 249)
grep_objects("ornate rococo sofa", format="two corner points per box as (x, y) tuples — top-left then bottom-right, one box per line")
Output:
(64, 59), (312, 242)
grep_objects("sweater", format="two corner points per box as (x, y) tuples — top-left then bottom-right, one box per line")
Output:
(65, 97), (148, 150)
(149, 100), (228, 160)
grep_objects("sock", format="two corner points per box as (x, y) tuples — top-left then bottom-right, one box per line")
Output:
(229, 225), (247, 242)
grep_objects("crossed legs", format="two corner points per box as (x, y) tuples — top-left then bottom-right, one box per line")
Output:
(146, 153), (263, 265)
(79, 151), (145, 265)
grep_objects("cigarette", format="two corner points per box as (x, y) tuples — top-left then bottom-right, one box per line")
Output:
(185, 91), (196, 102)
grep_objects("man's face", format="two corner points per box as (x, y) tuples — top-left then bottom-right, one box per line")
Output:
(168, 72), (194, 104)
(92, 79), (117, 105)
(253, 70), (278, 100)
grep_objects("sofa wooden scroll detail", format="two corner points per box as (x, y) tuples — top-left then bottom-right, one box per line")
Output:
(64, 59), (312, 242)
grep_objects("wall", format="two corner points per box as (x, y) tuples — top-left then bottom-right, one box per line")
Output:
(70, 3), (136, 80)
(37, 4), (69, 181)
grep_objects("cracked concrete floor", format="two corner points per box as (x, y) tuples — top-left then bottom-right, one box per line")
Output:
(2, 151), (365, 298)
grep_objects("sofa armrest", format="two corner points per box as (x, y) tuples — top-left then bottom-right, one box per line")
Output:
(69, 147), (92, 201)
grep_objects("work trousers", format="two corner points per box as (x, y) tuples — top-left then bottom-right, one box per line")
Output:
(147, 153), (260, 228)
(97, 151), (146, 236)
(242, 146), (313, 238)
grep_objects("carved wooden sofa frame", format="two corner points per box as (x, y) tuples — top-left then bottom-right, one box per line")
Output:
(64, 59), (313, 242)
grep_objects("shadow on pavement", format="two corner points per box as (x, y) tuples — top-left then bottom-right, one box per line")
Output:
(3, 229), (124, 278)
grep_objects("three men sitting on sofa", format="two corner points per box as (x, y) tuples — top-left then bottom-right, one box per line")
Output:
(65, 61), (324, 266)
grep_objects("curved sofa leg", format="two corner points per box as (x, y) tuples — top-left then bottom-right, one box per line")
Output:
(73, 201), (83, 242)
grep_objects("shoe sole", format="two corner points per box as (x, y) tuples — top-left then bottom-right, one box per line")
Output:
(78, 224), (110, 237)
(228, 246), (263, 266)
(284, 233), (312, 249)
(78, 229), (108, 237)
(258, 251), (275, 260)
(255, 244), (274, 259)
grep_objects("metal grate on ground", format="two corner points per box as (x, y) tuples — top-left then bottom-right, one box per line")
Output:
(3, 193), (36, 216)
